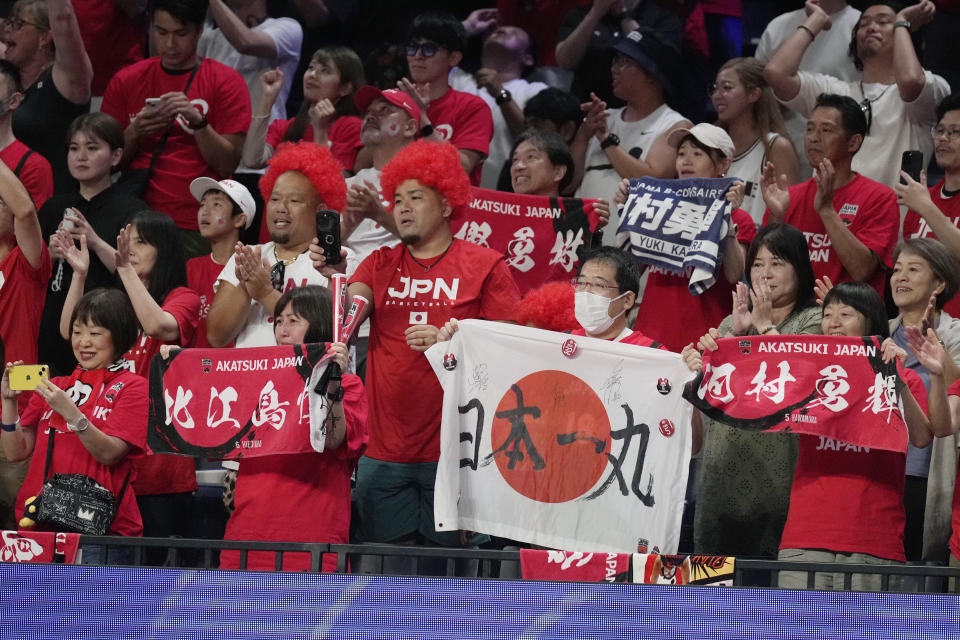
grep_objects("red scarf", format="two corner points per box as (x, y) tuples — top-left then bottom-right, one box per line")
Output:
(47, 364), (126, 432)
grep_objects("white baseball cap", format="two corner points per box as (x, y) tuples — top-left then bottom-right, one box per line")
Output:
(189, 177), (255, 229)
(667, 123), (735, 159)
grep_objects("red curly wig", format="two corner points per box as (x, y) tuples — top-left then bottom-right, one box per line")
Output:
(516, 280), (579, 332)
(379, 140), (471, 211)
(259, 142), (347, 212)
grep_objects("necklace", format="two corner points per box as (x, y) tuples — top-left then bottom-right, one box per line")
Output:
(859, 80), (893, 104)
(273, 246), (298, 266)
(407, 239), (454, 271)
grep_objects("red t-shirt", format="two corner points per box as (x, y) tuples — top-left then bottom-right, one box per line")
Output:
(635, 208), (756, 352)
(0, 244), (51, 365)
(15, 368), (148, 537)
(187, 255), (229, 349)
(779, 365), (925, 562)
(74, 0), (145, 97)
(101, 57), (252, 230)
(220, 374), (368, 572)
(570, 327), (667, 349)
(0, 140), (53, 210)
(350, 239), (521, 462)
(902, 180), (960, 318)
(947, 378), (960, 562)
(427, 88), (494, 186)
(122, 286), (200, 496)
(763, 174), (899, 295)
(266, 115), (362, 172)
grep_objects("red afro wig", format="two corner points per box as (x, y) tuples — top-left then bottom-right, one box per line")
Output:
(259, 142), (347, 212)
(379, 140), (471, 211)
(515, 280), (579, 332)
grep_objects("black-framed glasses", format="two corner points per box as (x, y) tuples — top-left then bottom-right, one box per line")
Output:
(2, 15), (44, 32)
(270, 261), (285, 292)
(406, 40), (441, 58)
(571, 277), (621, 294)
(859, 98), (873, 135)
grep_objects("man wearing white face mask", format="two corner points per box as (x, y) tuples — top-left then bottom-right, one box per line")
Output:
(571, 246), (664, 348)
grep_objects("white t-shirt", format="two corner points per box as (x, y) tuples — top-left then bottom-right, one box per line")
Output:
(755, 5), (862, 181)
(448, 68), (548, 190)
(214, 242), (329, 347)
(728, 133), (781, 226)
(782, 70), (951, 189)
(576, 103), (687, 246)
(198, 17), (303, 172)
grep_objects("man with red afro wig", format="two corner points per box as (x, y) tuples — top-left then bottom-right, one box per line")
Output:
(207, 141), (346, 348)
(313, 139), (520, 554)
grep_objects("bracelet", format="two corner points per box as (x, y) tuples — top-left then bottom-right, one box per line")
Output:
(797, 25), (816, 40)
(759, 324), (777, 335)
(1, 419), (19, 432)
(252, 113), (270, 119)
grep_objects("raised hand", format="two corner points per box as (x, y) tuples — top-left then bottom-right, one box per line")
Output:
(729, 281), (752, 336)
(814, 275), (834, 306)
(812, 157), (836, 215)
(759, 161), (790, 220)
(258, 68), (285, 105)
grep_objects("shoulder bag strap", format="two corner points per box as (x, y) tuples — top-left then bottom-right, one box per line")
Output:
(42, 426), (55, 481)
(144, 59), (204, 175)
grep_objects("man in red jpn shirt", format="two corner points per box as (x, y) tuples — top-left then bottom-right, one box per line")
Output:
(101, 0), (250, 258)
(312, 140), (520, 556)
(398, 11), (494, 186)
(761, 93), (898, 296)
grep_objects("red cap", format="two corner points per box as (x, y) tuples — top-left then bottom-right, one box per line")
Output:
(354, 86), (422, 125)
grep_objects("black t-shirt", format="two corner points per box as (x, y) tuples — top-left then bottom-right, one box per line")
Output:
(557, 1), (682, 106)
(37, 187), (145, 375)
(12, 67), (90, 194)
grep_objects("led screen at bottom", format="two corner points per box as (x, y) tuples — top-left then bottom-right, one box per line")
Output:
(0, 563), (957, 639)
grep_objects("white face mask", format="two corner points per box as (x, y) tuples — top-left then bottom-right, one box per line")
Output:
(575, 290), (627, 335)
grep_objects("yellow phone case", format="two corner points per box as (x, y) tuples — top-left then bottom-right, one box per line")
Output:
(9, 365), (50, 391)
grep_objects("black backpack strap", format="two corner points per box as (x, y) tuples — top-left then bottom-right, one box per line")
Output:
(13, 149), (33, 177)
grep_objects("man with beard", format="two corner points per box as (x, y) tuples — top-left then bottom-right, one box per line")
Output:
(206, 141), (346, 347)
(311, 140), (520, 555)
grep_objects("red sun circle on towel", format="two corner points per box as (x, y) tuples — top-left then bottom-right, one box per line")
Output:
(491, 370), (610, 503)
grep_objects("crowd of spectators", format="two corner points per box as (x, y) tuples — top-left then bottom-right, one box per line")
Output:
(1, 0), (960, 588)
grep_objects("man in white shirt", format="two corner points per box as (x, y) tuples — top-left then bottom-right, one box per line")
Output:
(764, 0), (950, 189)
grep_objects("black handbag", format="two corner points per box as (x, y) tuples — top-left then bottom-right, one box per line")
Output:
(114, 61), (202, 199)
(25, 428), (131, 536)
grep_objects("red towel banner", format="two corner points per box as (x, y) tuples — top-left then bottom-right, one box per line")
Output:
(454, 187), (602, 294)
(682, 335), (908, 453)
(147, 343), (331, 459)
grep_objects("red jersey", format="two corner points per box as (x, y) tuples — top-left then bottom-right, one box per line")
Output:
(903, 180), (960, 318)
(350, 239), (521, 462)
(266, 115), (362, 172)
(635, 208), (756, 352)
(427, 89), (494, 186)
(763, 174), (899, 295)
(15, 368), (148, 537)
(122, 286), (200, 496)
(220, 374), (368, 572)
(74, 0), (145, 97)
(570, 327), (667, 349)
(779, 365), (925, 562)
(0, 140), (53, 210)
(947, 378), (960, 563)
(187, 255), (229, 349)
(0, 244), (51, 365)
(101, 57), (251, 230)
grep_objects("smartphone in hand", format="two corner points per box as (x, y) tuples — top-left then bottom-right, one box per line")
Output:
(9, 364), (50, 391)
(316, 209), (342, 266)
(900, 150), (923, 185)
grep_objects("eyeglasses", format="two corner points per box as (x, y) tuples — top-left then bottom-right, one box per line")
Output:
(406, 40), (442, 58)
(932, 125), (960, 141)
(2, 15), (44, 32)
(571, 277), (621, 295)
(859, 99), (873, 135)
(270, 261), (285, 292)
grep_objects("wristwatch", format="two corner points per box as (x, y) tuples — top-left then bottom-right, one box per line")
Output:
(600, 133), (620, 150)
(188, 114), (209, 130)
(894, 20), (911, 30)
(67, 417), (90, 433)
(495, 88), (512, 106)
(326, 385), (345, 402)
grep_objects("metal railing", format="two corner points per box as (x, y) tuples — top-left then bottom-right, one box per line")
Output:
(67, 535), (960, 593)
